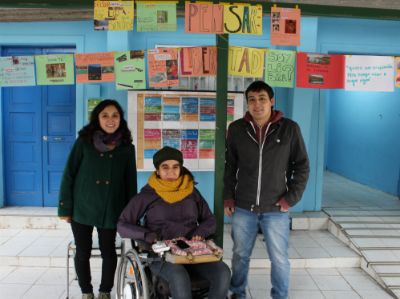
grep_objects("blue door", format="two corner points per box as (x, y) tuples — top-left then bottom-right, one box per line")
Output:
(2, 46), (76, 207)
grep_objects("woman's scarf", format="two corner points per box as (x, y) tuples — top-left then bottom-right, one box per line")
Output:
(148, 172), (194, 204)
(93, 130), (122, 152)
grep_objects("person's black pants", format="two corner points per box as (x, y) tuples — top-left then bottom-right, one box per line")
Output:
(71, 220), (117, 294)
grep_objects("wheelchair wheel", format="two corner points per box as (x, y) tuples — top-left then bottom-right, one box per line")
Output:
(116, 249), (150, 299)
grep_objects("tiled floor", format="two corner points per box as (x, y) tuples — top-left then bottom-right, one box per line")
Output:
(0, 171), (398, 298)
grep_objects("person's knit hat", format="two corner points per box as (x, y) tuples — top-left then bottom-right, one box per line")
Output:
(153, 146), (183, 168)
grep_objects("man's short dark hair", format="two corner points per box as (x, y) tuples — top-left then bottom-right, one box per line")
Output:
(245, 81), (274, 102)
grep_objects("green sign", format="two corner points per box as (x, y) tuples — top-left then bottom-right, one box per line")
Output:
(35, 54), (75, 85)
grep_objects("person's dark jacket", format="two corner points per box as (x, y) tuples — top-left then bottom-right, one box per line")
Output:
(223, 110), (309, 213)
(58, 137), (137, 229)
(118, 184), (216, 243)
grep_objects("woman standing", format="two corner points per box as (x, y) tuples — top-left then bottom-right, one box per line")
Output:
(58, 99), (137, 299)
(118, 146), (231, 299)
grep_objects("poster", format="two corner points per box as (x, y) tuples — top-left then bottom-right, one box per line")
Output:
(345, 55), (394, 92)
(0, 56), (35, 87)
(94, 0), (134, 31)
(136, 1), (177, 32)
(147, 48), (179, 88)
(395, 57), (400, 88)
(228, 46), (265, 78)
(114, 50), (146, 90)
(265, 49), (296, 88)
(184, 2), (224, 34)
(128, 91), (243, 170)
(224, 3), (262, 35)
(75, 52), (115, 83)
(35, 54), (75, 85)
(296, 52), (345, 89)
(87, 98), (102, 121)
(180, 47), (217, 77)
(270, 7), (301, 46)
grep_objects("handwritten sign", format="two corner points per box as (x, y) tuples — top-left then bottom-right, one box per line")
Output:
(180, 46), (217, 76)
(345, 55), (394, 92)
(35, 54), (75, 85)
(147, 48), (179, 88)
(185, 2), (223, 34)
(228, 46), (264, 78)
(270, 7), (300, 46)
(265, 49), (295, 88)
(296, 52), (345, 89)
(224, 3), (262, 35)
(136, 1), (177, 32)
(75, 52), (115, 83)
(94, 1), (134, 31)
(0, 56), (35, 87)
(395, 57), (400, 88)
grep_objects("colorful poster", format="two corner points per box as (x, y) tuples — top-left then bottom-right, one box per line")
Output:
(87, 98), (102, 121)
(199, 129), (215, 158)
(180, 47), (217, 77)
(35, 54), (74, 85)
(144, 96), (162, 121)
(0, 56), (35, 87)
(228, 46), (264, 78)
(181, 129), (198, 159)
(184, 2), (224, 34)
(270, 7), (301, 46)
(114, 50), (145, 90)
(296, 52), (345, 89)
(199, 98), (216, 121)
(144, 129), (161, 158)
(163, 97), (180, 121)
(227, 99), (235, 122)
(94, 0), (134, 31)
(147, 48), (179, 88)
(162, 129), (180, 148)
(395, 57), (400, 88)
(181, 97), (199, 121)
(265, 49), (296, 88)
(224, 3), (262, 35)
(137, 1), (177, 32)
(75, 52), (115, 83)
(345, 55), (394, 92)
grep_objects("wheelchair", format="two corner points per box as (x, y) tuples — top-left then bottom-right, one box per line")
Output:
(115, 238), (210, 299)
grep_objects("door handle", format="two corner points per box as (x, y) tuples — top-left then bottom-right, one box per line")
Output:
(43, 136), (48, 141)
(54, 137), (64, 141)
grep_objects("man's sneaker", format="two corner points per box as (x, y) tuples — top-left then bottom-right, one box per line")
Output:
(97, 292), (111, 299)
(82, 293), (94, 299)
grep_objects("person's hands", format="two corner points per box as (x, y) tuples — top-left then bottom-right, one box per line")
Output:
(191, 235), (204, 241)
(59, 216), (72, 223)
(224, 206), (235, 217)
(275, 198), (289, 212)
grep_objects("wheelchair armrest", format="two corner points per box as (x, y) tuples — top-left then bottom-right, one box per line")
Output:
(133, 239), (152, 252)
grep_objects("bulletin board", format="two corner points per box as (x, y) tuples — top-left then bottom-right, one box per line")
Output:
(128, 91), (244, 171)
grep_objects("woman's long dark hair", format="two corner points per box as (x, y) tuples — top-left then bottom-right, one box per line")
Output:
(79, 99), (133, 144)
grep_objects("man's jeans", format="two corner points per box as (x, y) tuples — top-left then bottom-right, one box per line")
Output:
(230, 207), (290, 299)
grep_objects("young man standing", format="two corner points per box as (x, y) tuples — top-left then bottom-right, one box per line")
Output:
(224, 81), (310, 299)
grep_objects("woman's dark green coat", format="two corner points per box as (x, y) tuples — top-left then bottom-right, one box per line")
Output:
(58, 137), (137, 229)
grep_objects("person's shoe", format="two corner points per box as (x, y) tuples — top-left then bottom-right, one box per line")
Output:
(82, 294), (94, 299)
(97, 292), (111, 299)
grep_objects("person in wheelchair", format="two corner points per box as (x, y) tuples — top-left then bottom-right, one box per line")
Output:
(117, 146), (231, 299)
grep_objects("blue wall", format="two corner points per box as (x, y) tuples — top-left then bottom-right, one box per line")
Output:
(1, 15), (399, 208)
(318, 17), (400, 196)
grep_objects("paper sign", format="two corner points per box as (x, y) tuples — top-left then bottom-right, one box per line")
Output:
(395, 57), (400, 88)
(114, 50), (146, 89)
(271, 7), (301, 46)
(147, 48), (179, 88)
(265, 49), (296, 88)
(35, 54), (75, 85)
(296, 52), (345, 89)
(345, 55), (394, 92)
(0, 56), (36, 87)
(228, 46), (264, 77)
(137, 1), (177, 32)
(184, 2), (224, 34)
(180, 47), (217, 76)
(224, 3), (262, 35)
(94, 0), (134, 31)
(75, 52), (115, 83)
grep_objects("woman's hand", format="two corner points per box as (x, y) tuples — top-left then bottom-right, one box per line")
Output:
(59, 216), (72, 223)
(191, 235), (204, 241)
